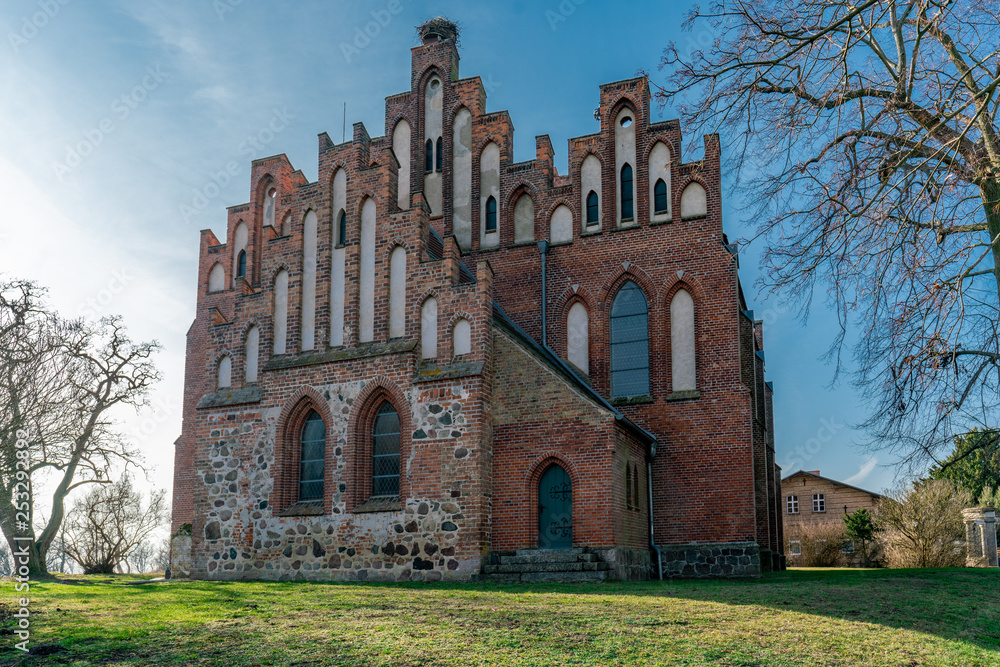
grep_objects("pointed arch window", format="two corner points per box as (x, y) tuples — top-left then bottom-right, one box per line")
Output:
(425, 139), (434, 172)
(620, 164), (634, 221)
(299, 410), (325, 502)
(372, 403), (401, 497)
(435, 137), (443, 171)
(654, 179), (668, 214)
(610, 280), (649, 397)
(236, 250), (247, 279)
(586, 191), (599, 225)
(337, 210), (347, 247)
(485, 196), (497, 233)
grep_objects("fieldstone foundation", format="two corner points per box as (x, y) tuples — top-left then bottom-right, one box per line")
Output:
(590, 547), (653, 580)
(169, 532), (192, 578)
(658, 541), (762, 578)
(962, 507), (999, 568)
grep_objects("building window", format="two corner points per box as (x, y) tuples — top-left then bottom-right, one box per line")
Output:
(620, 163), (634, 221)
(626, 464), (633, 510)
(841, 540), (855, 554)
(217, 355), (232, 390)
(236, 251), (246, 280)
(788, 540), (801, 556)
(610, 281), (649, 397)
(586, 191), (599, 225)
(814, 539), (827, 554)
(813, 493), (826, 513)
(654, 178), (668, 214)
(633, 463), (640, 510)
(264, 186), (276, 227)
(786, 495), (799, 514)
(425, 139), (434, 172)
(337, 210), (347, 246)
(298, 410), (325, 502)
(485, 196), (497, 233)
(435, 137), (443, 171)
(372, 403), (401, 497)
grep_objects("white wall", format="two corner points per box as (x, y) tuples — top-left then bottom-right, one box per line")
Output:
(389, 246), (406, 338)
(681, 182), (707, 218)
(514, 194), (534, 244)
(359, 198), (376, 343)
(231, 222), (248, 285)
(480, 142), (500, 249)
(453, 108), (473, 252)
(567, 302), (589, 374)
(217, 355), (232, 389)
(615, 108), (637, 226)
(393, 119), (411, 210)
(424, 77), (443, 216)
(301, 210), (318, 350)
(421, 297), (438, 360)
(581, 154), (602, 232)
(453, 318), (471, 356)
(330, 169), (347, 346)
(245, 325), (259, 382)
(208, 263), (225, 292)
(670, 289), (696, 391)
(649, 141), (672, 223)
(550, 204), (573, 244)
(273, 269), (288, 355)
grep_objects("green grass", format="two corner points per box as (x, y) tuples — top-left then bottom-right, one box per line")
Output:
(1, 568), (998, 666)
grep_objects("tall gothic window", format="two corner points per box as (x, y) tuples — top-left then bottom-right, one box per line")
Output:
(485, 196), (498, 232)
(372, 403), (401, 497)
(610, 281), (649, 397)
(620, 164), (634, 220)
(586, 191), (599, 225)
(337, 210), (347, 246)
(654, 179), (668, 214)
(236, 250), (247, 279)
(435, 137), (443, 171)
(299, 410), (325, 501)
(425, 139), (434, 172)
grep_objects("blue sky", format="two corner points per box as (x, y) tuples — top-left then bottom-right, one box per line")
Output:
(0, 0), (893, 505)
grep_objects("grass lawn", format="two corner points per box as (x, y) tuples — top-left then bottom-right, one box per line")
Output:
(1, 567), (998, 666)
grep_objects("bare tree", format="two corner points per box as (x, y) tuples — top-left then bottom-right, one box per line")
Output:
(62, 477), (167, 575)
(656, 0), (1000, 470)
(874, 478), (970, 566)
(126, 540), (157, 574)
(153, 537), (171, 573)
(0, 280), (160, 576)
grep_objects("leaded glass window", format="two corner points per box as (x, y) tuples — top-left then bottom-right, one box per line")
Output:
(485, 196), (497, 232)
(372, 402), (401, 497)
(236, 250), (247, 279)
(620, 164), (634, 220)
(435, 137), (443, 171)
(337, 210), (347, 246)
(610, 281), (649, 397)
(299, 410), (325, 501)
(654, 178), (668, 214)
(425, 139), (434, 172)
(586, 191), (599, 225)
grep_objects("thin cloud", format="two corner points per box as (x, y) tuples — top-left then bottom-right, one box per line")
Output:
(845, 457), (878, 486)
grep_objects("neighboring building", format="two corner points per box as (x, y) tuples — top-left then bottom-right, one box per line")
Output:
(170, 18), (783, 582)
(782, 470), (881, 564)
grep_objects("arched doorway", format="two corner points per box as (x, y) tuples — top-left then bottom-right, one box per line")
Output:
(538, 464), (572, 549)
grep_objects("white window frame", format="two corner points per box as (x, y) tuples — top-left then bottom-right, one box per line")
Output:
(786, 495), (799, 514)
(788, 540), (801, 556)
(841, 540), (855, 554)
(812, 493), (826, 513)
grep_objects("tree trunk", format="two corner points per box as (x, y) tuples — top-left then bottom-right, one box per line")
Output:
(982, 179), (1000, 301)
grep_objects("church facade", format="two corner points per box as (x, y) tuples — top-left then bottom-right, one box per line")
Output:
(170, 19), (783, 581)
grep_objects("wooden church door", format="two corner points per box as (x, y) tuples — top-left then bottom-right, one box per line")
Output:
(538, 464), (572, 549)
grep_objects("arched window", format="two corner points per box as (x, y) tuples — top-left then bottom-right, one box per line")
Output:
(217, 355), (232, 390)
(337, 210), (347, 246)
(421, 297), (438, 360)
(586, 191), (599, 226)
(681, 182), (708, 218)
(453, 318), (471, 356)
(654, 179), (668, 214)
(298, 410), (325, 501)
(620, 164), (634, 221)
(208, 263), (225, 293)
(514, 194), (534, 243)
(485, 196), (497, 233)
(392, 120), (411, 210)
(425, 139), (434, 172)
(372, 403), (400, 497)
(567, 301), (589, 374)
(232, 221), (248, 286)
(610, 281), (649, 397)
(435, 137), (443, 171)
(245, 325), (259, 382)
(263, 185), (276, 227)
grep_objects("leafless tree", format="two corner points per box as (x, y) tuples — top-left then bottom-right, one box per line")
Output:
(656, 0), (1000, 471)
(62, 477), (168, 575)
(126, 540), (157, 574)
(0, 280), (160, 576)
(874, 478), (970, 566)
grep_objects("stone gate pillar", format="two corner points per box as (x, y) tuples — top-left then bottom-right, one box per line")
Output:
(962, 507), (999, 568)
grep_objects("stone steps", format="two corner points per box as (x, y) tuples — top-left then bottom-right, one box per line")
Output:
(478, 548), (611, 584)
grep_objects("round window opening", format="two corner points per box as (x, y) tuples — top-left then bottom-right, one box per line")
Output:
(430, 79), (440, 91)
(620, 116), (633, 127)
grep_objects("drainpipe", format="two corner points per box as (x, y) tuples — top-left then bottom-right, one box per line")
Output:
(648, 441), (663, 580)
(538, 240), (549, 347)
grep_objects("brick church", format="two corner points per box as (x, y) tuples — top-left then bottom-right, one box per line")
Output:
(170, 18), (783, 581)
